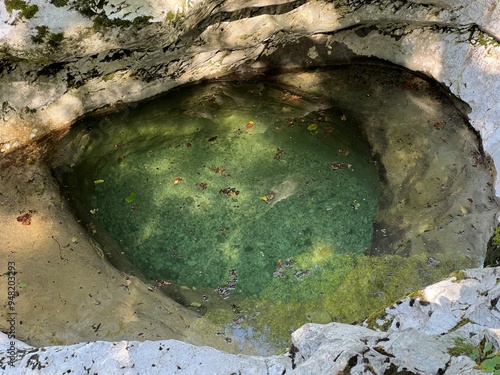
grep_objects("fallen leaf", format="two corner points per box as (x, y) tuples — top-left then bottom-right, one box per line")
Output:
(94, 179), (104, 184)
(307, 124), (318, 131)
(196, 182), (208, 190)
(125, 192), (136, 203)
(16, 211), (33, 225)
(173, 177), (183, 184)
(246, 121), (254, 129)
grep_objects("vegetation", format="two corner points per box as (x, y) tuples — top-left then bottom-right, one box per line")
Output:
(492, 225), (500, 246)
(69, 0), (152, 30)
(5, 0), (39, 19)
(449, 337), (500, 374)
(50, 0), (69, 7)
(448, 270), (467, 282)
(31, 26), (64, 48)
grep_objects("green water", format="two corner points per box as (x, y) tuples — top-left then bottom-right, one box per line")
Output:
(51, 67), (498, 355)
(57, 79), (380, 353)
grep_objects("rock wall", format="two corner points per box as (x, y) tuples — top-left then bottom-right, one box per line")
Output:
(1, 0), (500, 191)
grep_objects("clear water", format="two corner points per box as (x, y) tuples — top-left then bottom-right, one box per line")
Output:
(52, 66), (497, 355)
(56, 80), (380, 352)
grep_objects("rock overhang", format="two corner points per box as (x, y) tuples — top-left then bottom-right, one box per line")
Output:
(0, 1), (499, 192)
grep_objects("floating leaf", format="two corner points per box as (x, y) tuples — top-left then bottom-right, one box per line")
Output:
(259, 196), (268, 203)
(94, 179), (104, 184)
(307, 124), (318, 131)
(246, 121), (254, 129)
(125, 192), (136, 203)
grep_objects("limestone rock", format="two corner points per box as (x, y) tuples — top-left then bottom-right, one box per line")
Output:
(2, 267), (500, 373)
(0, 334), (292, 375)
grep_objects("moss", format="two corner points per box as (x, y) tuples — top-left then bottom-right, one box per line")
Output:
(102, 72), (116, 82)
(166, 11), (175, 21)
(93, 14), (152, 30)
(448, 318), (475, 333)
(48, 32), (64, 48)
(448, 270), (467, 282)
(24, 107), (37, 114)
(492, 225), (500, 246)
(406, 289), (425, 300)
(200, 252), (475, 350)
(50, 0), (68, 6)
(477, 34), (500, 48)
(165, 10), (184, 23)
(365, 306), (392, 331)
(132, 15), (152, 28)
(448, 338), (476, 356)
(31, 26), (64, 48)
(31, 25), (49, 44)
(5, 0), (39, 19)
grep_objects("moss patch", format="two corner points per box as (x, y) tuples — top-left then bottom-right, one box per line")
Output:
(199, 252), (475, 350)
(31, 26), (64, 48)
(448, 270), (467, 282)
(50, 0), (69, 6)
(5, 0), (38, 19)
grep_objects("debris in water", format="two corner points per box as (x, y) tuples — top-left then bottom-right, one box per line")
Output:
(307, 124), (318, 132)
(220, 187), (239, 197)
(196, 182), (208, 190)
(148, 279), (171, 292)
(16, 210), (34, 225)
(332, 162), (347, 171)
(274, 148), (286, 160)
(125, 192), (136, 203)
